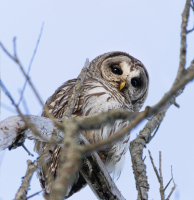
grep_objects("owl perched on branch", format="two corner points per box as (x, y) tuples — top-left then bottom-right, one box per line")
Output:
(35, 51), (149, 198)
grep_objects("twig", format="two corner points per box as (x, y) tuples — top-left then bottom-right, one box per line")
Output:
(22, 144), (34, 157)
(0, 39), (59, 126)
(148, 150), (165, 200)
(159, 151), (165, 200)
(148, 151), (176, 200)
(18, 22), (44, 105)
(27, 190), (42, 199)
(0, 41), (44, 106)
(165, 166), (177, 200)
(187, 27), (194, 34)
(148, 150), (160, 182)
(173, 101), (180, 108)
(21, 94), (30, 114)
(14, 150), (52, 200)
(1, 102), (17, 114)
(13, 37), (17, 57)
(164, 178), (172, 192)
(0, 79), (49, 142)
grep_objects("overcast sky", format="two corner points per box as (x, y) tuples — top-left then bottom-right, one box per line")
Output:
(0, 1), (194, 200)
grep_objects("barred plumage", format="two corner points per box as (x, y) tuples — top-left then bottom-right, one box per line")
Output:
(34, 51), (149, 198)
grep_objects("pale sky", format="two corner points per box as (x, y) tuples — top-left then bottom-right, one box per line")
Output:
(0, 1), (194, 200)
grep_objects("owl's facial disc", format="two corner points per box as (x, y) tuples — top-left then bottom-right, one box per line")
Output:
(101, 55), (149, 104)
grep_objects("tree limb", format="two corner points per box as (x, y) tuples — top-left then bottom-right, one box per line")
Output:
(129, 112), (165, 200)
(79, 135), (125, 200)
(129, 1), (194, 199)
(14, 150), (52, 200)
(49, 59), (89, 200)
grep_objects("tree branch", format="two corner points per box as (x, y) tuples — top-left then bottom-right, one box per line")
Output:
(130, 112), (165, 200)
(129, 1), (194, 199)
(49, 59), (89, 200)
(14, 150), (52, 200)
(178, 0), (192, 75)
(82, 63), (194, 155)
(148, 151), (176, 200)
(79, 135), (125, 200)
(18, 22), (44, 105)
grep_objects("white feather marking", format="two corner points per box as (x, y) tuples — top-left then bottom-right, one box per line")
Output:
(50, 102), (56, 107)
(62, 86), (69, 91)
(120, 61), (130, 78)
(130, 67), (141, 78)
(58, 91), (65, 95)
(56, 96), (63, 101)
(49, 109), (53, 113)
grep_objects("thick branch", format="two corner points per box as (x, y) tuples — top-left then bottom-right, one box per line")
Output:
(129, 1), (194, 199)
(79, 135), (125, 200)
(0, 115), (62, 151)
(129, 112), (165, 200)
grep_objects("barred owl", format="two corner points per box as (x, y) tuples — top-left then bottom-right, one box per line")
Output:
(35, 51), (149, 198)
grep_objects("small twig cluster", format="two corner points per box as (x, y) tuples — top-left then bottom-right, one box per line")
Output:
(148, 151), (176, 200)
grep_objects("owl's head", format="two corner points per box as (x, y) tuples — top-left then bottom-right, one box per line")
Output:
(89, 51), (149, 111)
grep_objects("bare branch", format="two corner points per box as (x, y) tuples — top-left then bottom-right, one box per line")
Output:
(63, 58), (89, 118)
(18, 22), (44, 105)
(130, 1), (194, 199)
(187, 27), (194, 34)
(130, 112), (165, 200)
(22, 144), (34, 157)
(49, 60), (89, 200)
(79, 135), (125, 200)
(159, 151), (165, 200)
(82, 63), (194, 154)
(165, 167), (177, 200)
(0, 80), (50, 144)
(148, 151), (176, 200)
(0, 41), (44, 106)
(14, 150), (51, 200)
(27, 191), (42, 199)
(0, 39), (59, 125)
(1, 102), (17, 114)
(164, 178), (172, 192)
(0, 115), (125, 199)
(148, 150), (160, 183)
(178, 0), (192, 75)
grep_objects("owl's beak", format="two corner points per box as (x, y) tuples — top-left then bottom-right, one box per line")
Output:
(120, 81), (126, 90)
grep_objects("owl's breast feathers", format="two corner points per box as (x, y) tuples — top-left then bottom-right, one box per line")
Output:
(35, 75), (132, 197)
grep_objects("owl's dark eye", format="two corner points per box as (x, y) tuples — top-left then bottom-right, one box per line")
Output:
(131, 77), (142, 88)
(111, 65), (123, 75)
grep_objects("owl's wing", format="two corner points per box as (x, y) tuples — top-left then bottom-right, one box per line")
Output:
(35, 78), (87, 197)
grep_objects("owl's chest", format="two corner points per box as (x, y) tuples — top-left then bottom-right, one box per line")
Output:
(80, 79), (132, 116)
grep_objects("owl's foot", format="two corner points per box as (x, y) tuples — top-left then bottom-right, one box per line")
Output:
(98, 152), (105, 161)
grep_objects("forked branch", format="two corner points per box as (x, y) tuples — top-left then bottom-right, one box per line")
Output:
(148, 151), (176, 200)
